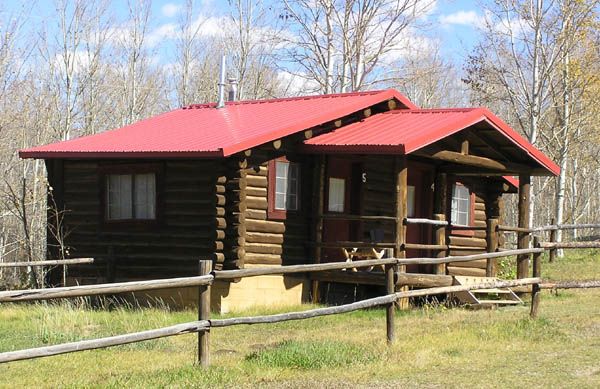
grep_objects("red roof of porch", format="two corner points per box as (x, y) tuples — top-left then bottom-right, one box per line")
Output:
(303, 108), (560, 176)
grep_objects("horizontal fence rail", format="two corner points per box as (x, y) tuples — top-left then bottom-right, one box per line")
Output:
(314, 241), (396, 249)
(540, 241), (600, 249)
(395, 248), (543, 266)
(215, 249), (542, 280)
(534, 223), (600, 232)
(0, 275), (214, 303)
(0, 320), (210, 364)
(540, 280), (600, 289)
(214, 258), (397, 280)
(404, 218), (449, 226)
(497, 225), (534, 233)
(210, 278), (541, 328)
(321, 213), (397, 221)
(0, 258), (94, 268)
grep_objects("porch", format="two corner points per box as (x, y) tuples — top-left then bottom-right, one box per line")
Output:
(299, 108), (559, 301)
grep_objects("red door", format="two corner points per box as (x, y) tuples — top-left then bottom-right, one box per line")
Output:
(322, 157), (362, 262)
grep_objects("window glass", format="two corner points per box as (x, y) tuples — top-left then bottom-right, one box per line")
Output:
(134, 173), (156, 219)
(451, 184), (471, 226)
(407, 185), (416, 217)
(274, 161), (299, 211)
(107, 174), (132, 220)
(106, 173), (156, 221)
(328, 178), (345, 212)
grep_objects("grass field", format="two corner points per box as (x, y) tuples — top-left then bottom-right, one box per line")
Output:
(1, 251), (599, 388)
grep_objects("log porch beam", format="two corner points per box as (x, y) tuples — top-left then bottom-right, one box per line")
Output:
(415, 150), (531, 172)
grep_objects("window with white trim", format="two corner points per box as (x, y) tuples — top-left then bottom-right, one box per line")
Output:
(106, 173), (156, 220)
(274, 161), (299, 211)
(451, 184), (471, 226)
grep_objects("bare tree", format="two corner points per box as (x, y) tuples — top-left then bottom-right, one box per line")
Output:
(226, 0), (283, 100)
(279, 0), (432, 94)
(465, 0), (600, 245)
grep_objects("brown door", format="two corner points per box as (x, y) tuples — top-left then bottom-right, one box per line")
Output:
(405, 163), (434, 271)
(322, 157), (362, 262)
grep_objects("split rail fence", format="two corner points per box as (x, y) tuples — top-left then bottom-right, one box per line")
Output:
(0, 223), (599, 367)
(0, 258), (94, 287)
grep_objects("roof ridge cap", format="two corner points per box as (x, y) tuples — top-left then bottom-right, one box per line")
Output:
(381, 107), (480, 114)
(182, 90), (390, 109)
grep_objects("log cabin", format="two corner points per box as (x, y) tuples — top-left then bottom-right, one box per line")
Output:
(19, 89), (559, 312)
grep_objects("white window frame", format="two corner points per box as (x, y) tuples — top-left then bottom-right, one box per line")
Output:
(451, 183), (471, 226)
(274, 161), (300, 211)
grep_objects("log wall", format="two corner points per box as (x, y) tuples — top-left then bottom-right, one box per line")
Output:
(49, 159), (221, 284)
(362, 155), (396, 242)
(446, 178), (504, 277)
(242, 145), (313, 266)
(45, 154), (508, 285)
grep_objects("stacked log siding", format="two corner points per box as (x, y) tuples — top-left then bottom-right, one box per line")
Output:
(50, 160), (219, 284)
(243, 147), (312, 266)
(446, 181), (501, 277)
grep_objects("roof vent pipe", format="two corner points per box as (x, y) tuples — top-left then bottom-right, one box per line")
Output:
(216, 55), (227, 108)
(228, 77), (238, 101)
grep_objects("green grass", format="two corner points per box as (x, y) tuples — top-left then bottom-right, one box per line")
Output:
(245, 340), (378, 369)
(0, 250), (599, 388)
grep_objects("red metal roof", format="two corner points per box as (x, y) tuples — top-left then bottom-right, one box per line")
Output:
(19, 89), (415, 159)
(303, 108), (560, 176)
(503, 176), (520, 188)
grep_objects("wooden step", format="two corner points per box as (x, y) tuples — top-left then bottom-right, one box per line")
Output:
(471, 288), (513, 294)
(476, 299), (522, 305)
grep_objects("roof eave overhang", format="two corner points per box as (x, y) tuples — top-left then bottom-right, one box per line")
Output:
(18, 150), (224, 159)
(406, 109), (560, 177)
(299, 144), (406, 154)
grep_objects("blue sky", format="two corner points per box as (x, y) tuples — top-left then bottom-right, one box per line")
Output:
(3, 0), (484, 59)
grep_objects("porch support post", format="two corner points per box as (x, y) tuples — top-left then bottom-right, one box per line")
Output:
(517, 174), (531, 279)
(485, 191), (501, 277)
(485, 218), (499, 276)
(433, 172), (448, 275)
(311, 155), (326, 303)
(394, 155), (409, 309)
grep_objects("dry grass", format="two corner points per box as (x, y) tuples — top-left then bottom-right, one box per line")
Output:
(1, 250), (599, 388)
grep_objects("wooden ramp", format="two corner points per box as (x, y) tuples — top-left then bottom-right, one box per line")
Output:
(451, 276), (523, 308)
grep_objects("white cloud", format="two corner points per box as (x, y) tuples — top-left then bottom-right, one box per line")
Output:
(146, 22), (179, 46)
(161, 3), (182, 18)
(439, 10), (485, 28)
(277, 71), (320, 95)
(52, 50), (93, 75)
(493, 16), (531, 37)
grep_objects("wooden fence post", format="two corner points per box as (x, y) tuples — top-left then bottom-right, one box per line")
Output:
(385, 263), (395, 344)
(485, 218), (499, 277)
(394, 156), (409, 309)
(312, 155), (326, 303)
(549, 218), (557, 263)
(198, 259), (212, 367)
(433, 214), (446, 275)
(530, 237), (541, 318)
